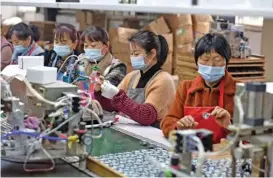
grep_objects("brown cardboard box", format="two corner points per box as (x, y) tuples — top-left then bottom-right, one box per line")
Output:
(192, 14), (213, 23)
(162, 33), (173, 53)
(29, 21), (56, 41)
(113, 52), (134, 73)
(176, 42), (193, 54)
(86, 11), (93, 25)
(121, 18), (140, 29)
(145, 16), (170, 35)
(175, 25), (194, 47)
(76, 11), (86, 23)
(162, 53), (173, 74)
(92, 12), (107, 28)
(109, 27), (138, 44)
(193, 22), (211, 42)
(163, 14), (192, 31)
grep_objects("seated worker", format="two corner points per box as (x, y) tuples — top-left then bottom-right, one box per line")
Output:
(9, 23), (44, 64)
(160, 33), (236, 143)
(94, 30), (176, 128)
(44, 23), (80, 82)
(80, 26), (127, 86)
(29, 24), (41, 42)
(1, 36), (13, 70)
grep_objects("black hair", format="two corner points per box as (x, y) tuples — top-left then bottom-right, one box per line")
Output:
(81, 26), (109, 44)
(128, 30), (168, 67)
(55, 23), (78, 42)
(194, 33), (231, 64)
(29, 24), (41, 42)
(10, 22), (33, 41)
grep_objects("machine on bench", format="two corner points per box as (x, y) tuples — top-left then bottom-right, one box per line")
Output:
(163, 82), (273, 177)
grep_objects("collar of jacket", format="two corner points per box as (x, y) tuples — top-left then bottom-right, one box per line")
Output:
(188, 70), (236, 95)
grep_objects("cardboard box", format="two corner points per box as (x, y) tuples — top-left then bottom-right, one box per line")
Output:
(162, 33), (173, 53)
(162, 53), (173, 74)
(175, 25), (194, 47)
(92, 12), (107, 28)
(163, 14), (192, 31)
(86, 11), (93, 25)
(193, 22), (211, 42)
(145, 16), (170, 35)
(29, 21), (56, 41)
(192, 14), (213, 23)
(76, 11), (86, 24)
(176, 42), (193, 54)
(113, 52), (134, 73)
(109, 27), (138, 44)
(121, 18), (140, 29)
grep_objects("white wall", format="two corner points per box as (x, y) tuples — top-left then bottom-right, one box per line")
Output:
(1, 6), (18, 20)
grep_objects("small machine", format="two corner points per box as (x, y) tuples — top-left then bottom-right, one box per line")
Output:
(0, 65), (104, 172)
(210, 19), (251, 58)
(229, 82), (273, 177)
(162, 82), (273, 177)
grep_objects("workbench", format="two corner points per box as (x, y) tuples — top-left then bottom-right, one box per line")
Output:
(1, 114), (230, 177)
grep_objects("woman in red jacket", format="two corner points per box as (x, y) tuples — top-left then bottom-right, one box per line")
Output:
(161, 33), (237, 143)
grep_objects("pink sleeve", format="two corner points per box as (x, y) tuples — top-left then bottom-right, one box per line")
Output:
(111, 90), (157, 126)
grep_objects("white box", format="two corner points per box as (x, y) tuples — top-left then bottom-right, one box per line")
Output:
(26, 66), (57, 85)
(18, 56), (44, 70)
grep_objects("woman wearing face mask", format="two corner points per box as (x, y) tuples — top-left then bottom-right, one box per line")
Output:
(9, 23), (44, 64)
(80, 26), (127, 86)
(161, 33), (236, 143)
(94, 30), (176, 128)
(44, 23), (80, 81)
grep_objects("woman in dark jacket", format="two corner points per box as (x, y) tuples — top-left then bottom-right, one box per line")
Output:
(44, 23), (80, 83)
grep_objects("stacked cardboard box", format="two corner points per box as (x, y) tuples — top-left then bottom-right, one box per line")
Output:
(109, 27), (138, 73)
(29, 21), (56, 41)
(76, 11), (107, 30)
(163, 14), (194, 78)
(145, 16), (173, 74)
(192, 14), (213, 43)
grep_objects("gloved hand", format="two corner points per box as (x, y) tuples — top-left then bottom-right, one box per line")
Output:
(101, 80), (119, 99)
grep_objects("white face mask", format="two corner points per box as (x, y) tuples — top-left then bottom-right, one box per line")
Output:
(84, 48), (104, 62)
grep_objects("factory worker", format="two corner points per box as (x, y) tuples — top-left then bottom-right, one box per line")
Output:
(29, 24), (41, 42)
(161, 33), (236, 143)
(1, 36), (13, 70)
(44, 23), (80, 82)
(80, 26), (127, 86)
(9, 22), (44, 64)
(94, 30), (176, 128)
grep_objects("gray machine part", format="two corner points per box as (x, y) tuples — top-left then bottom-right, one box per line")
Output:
(27, 81), (78, 118)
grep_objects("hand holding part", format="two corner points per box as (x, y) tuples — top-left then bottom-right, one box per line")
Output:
(211, 106), (231, 128)
(101, 80), (119, 99)
(176, 115), (198, 130)
(94, 75), (104, 92)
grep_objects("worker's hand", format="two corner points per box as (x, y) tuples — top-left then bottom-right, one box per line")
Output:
(211, 106), (231, 129)
(176, 115), (198, 130)
(94, 76), (104, 92)
(101, 80), (119, 99)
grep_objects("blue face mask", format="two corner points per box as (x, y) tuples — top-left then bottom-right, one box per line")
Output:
(54, 45), (72, 57)
(84, 48), (104, 62)
(130, 56), (148, 70)
(198, 63), (225, 82)
(14, 45), (27, 54)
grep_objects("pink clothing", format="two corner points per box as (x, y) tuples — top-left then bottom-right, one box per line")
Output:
(1, 37), (13, 70)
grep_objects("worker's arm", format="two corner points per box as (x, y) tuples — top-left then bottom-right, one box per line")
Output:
(160, 81), (190, 137)
(1, 46), (13, 70)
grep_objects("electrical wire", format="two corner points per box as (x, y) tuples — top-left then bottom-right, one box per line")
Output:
(23, 138), (55, 172)
(86, 108), (103, 139)
(23, 79), (67, 108)
(57, 55), (79, 74)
